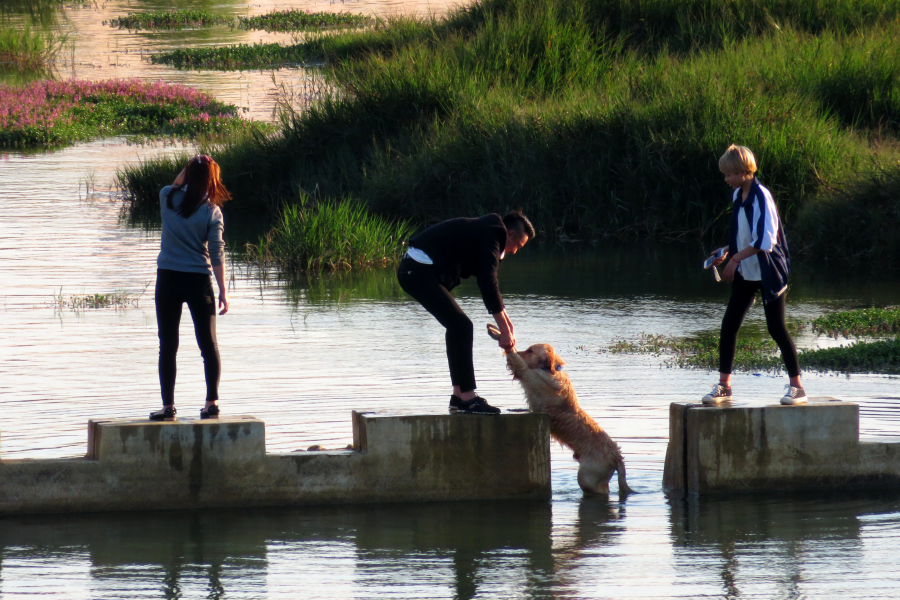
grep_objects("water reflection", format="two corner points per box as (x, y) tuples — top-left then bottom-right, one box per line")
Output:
(4, 493), (900, 598)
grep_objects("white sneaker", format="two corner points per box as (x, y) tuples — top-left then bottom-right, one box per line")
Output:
(780, 385), (808, 405)
(702, 384), (732, 405)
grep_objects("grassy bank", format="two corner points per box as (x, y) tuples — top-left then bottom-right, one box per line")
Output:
(0, 24), (66, 70)
(0, 79), (271, 148)
(127, 0), (900, 266)
(247, 199), (413, 273)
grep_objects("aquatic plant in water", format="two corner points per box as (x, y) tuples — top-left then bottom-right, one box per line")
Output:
(607, 327), (900, 374)
(0, 78), (267, 148)
(52, 285), (148, 311)
(247, 199), (414, 273)
(104, 10), (231, 30)
(811, 307), (900, 339)
(151, 42), (316, 70)
(236, 10), (373, 32)
(0, 24), (67, 70)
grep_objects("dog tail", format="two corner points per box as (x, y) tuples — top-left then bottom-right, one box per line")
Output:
(616, 457), (634, 495)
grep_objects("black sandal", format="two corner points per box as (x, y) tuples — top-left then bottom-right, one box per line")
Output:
(200, 404), (220, 419)
(149, 405), (176, 421)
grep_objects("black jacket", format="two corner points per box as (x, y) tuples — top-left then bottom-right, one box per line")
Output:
(408, 214), (508, 313)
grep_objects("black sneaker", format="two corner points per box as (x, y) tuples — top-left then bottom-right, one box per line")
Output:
(448, 395), (463, 413)
(149, 405), (176, 421)
(458, 396), (501, 415)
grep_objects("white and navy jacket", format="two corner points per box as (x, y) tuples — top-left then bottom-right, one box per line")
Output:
(728, 177), (790, 302)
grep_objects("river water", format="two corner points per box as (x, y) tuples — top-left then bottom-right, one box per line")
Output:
(3, 2), (900, 599)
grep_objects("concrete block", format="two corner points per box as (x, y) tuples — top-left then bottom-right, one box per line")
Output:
(664, 398), (874, 495)
(0, 411), (551, 515)
(87, 417), (265, 465)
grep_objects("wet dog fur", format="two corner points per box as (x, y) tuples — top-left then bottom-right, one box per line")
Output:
(487, 325), (632, 496)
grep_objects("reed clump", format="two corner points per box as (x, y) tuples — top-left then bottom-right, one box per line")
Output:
(0, 24), (66, 70)
(247, 198), (414, 273)
(127, 0), (900, 266)
(104, 10), (231, 30)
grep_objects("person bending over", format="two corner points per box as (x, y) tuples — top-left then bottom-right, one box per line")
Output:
(398, 211), (535, 414)
(704, 145), (806, 406)
(151, 154), (231, 421)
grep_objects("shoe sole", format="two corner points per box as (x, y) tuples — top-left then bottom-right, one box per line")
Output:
(781, 398), (808, 405)
(701, 397), (731, 405)
(459, 410), (501, 415)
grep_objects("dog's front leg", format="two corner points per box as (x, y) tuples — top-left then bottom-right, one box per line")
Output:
(505, 351), (530, 380)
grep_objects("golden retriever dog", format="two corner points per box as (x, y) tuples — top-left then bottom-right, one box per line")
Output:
(487, 324), (632, 496)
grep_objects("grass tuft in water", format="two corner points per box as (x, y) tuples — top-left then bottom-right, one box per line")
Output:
(151, 42), (315, 70)
(104, 10), (231, 30)
(811, 307), (900, 338)
(608, 328), (900, 374)
(0, 24), (67, 70)
(236, 10), (374, 32)
(52, 285), (148, 311)
(247, 198), (414, 273)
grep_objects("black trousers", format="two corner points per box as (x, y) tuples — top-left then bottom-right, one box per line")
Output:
(155, 268), (220, 405)
(719, 273), (800, 378)
(397, 257), (477, 393)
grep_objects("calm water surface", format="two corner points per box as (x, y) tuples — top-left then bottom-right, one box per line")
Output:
(4, 2), (900, 598)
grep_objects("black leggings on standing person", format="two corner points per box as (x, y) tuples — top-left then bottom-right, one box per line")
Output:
(397, 257), (477, 393)
(155, 268), (220, 405)
(719, 273), (800, 377)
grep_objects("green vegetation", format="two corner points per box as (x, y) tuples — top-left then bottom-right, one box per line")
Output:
(127, 0), (900, 270)
(104, 10), (231, 30)
(609, 331), (900, 374)
(0, 79), (271, 149)
(0, 24), (67, 70)
(811, 306), (900, 338)
(247, 198), (414, 273)
(152, 42), (315, 70)
(237, 10), (373, 32)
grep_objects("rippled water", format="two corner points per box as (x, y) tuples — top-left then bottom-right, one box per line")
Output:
(4, 1), (900, 598)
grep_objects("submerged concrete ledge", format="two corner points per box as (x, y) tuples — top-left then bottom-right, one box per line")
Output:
(663, 398), (900, 496)
(0, 412), (551, 515)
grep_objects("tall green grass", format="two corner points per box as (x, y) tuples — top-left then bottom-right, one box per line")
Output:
(247, 198), (414, 273)
(0, 24), (66, 70)
(125, 0), (900, 265)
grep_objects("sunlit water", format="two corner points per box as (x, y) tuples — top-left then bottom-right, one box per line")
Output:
(4, 1), (900, 598)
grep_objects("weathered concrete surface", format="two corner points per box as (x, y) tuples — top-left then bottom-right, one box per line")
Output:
(0, 412), (550, 515)
(664, 399), (900, 496)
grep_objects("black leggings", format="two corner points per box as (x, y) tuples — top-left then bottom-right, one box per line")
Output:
(719, 273), (800, 378)
(155, 269), (220, 405)
(397, 257), (477, 393)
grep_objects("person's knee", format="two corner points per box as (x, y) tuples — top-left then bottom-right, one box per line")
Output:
(447, 314), (473, 339)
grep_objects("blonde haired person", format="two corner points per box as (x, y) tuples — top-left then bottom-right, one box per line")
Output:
(704, 145), (805, 405)
(151, 154), (231, 421)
